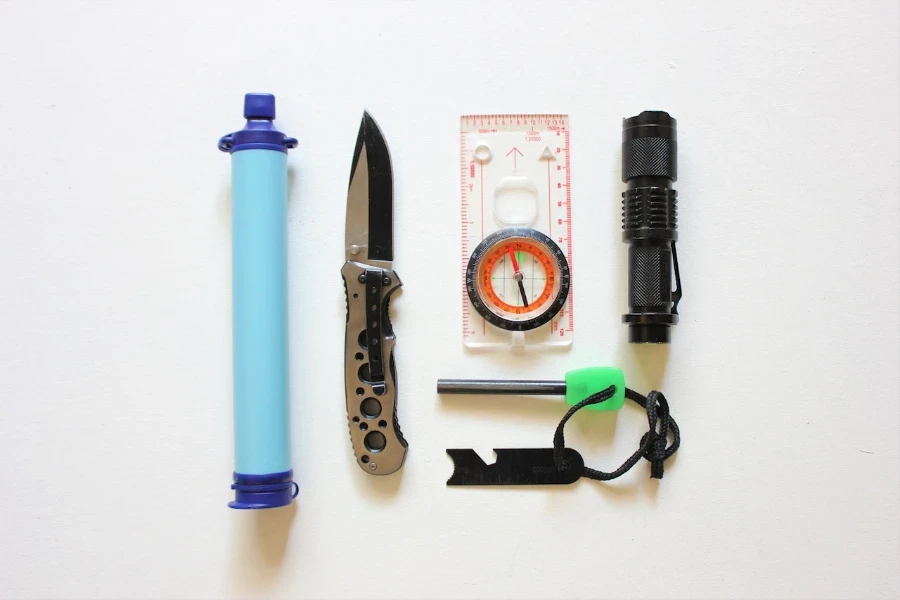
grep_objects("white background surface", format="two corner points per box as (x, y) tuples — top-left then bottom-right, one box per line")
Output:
(0, 1), (898, 599)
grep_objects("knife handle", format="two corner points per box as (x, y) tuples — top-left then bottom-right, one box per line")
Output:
(341, 260), (408, 474)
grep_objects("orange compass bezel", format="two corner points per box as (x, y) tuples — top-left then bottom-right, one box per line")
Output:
(477, 239), (556, 315)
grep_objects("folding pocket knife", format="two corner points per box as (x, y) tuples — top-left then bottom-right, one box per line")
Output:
(341, 112), (407, 475)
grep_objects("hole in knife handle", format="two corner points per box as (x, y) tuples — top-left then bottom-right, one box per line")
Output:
(360, 397), (382, 419)
(358, 330), (367, 350)
(365, 431), (387, 453)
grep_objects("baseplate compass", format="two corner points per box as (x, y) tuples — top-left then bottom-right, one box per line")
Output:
(460, 114), (576, 347)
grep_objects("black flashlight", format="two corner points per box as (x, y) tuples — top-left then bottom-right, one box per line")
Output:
(621, 111), (682, 344)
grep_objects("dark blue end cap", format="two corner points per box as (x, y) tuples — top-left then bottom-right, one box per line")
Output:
(244, 93), (276, 119)
(218, 93), (297, 154)
(229, 470), (298, 510)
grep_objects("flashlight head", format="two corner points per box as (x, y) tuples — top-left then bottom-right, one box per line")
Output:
(622, 111), (677, 184)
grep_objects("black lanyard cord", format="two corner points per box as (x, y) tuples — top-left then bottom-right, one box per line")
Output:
(552, 386), (681, 481)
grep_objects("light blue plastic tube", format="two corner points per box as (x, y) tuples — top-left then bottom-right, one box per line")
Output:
(219, 94), (297, 509)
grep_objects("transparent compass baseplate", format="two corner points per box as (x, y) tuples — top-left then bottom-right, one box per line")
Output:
(460, 115), (575, 349)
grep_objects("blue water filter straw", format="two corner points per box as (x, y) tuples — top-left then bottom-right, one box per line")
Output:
(218, 94), (298, 509)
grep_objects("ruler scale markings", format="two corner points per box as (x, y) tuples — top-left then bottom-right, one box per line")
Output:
(564, 129), (574, 332)
(479, 157), (485, 336)
(460, 133), (471, 338)
(547, 157), (552, 232)
(479, 160), (484, 239)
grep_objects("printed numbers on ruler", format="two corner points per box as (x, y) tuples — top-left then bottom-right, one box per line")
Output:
(460, 115), (574, 345)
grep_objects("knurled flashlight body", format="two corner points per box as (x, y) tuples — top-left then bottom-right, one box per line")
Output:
(621, 111), (682, 344)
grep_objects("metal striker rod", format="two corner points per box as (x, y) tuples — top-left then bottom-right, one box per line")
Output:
(437, 379), (567, 396)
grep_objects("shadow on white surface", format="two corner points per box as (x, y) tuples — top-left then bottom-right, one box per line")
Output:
(620, 343), (670, 392)
(228, 501), (297, 595)
(439, 391), (569, 424)
(217, 179), (230, 228)
(350, 464), (404, 501)
(586, 475), (662, 504)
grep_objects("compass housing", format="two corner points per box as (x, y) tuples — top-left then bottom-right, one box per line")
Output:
(465, 227), (570, 331)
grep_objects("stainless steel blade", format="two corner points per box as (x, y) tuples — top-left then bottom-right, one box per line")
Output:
(345, 111), (393, 265)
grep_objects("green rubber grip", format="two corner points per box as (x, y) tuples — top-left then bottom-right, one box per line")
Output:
(564, 367), (625, 411)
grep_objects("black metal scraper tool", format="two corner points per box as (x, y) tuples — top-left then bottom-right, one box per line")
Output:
(446, 448), (585, 486)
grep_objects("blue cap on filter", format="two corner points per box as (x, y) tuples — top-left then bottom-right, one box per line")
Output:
(218, 93), (298, 154)
(229, 470), (298, 510)
(243, 93), (276, 119)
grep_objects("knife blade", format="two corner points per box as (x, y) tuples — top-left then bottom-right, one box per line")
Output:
(341, 112), (407, 475)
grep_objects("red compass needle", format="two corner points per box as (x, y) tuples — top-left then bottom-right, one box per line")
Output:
(507, 246), (521, 272)
(507, 246), (530, 308)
